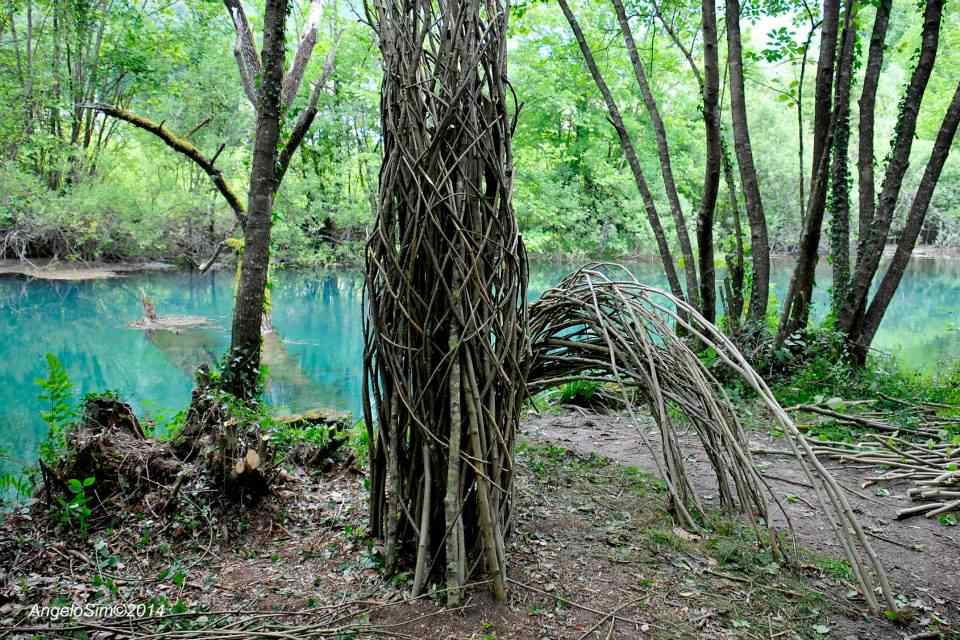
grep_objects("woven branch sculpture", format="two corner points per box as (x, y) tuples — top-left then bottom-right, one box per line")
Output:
(362, 0), (895, 614)
(363, 0), (526, 607)
(526, 265), (896, 613)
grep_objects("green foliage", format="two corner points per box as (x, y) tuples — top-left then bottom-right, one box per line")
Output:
(557, 379), (601, 405)
(815, 557), (854, 582)
(267, 418), (328, 455)
(143, 405), (187, 441)
(773, 334), (960, 410)
(0, 445), (34, 504)
(0, 471), (33, 501)
(1, 0), (957, 266)
(216, 345), (268, 403)
(516, 441), (608, 479)
(347, 420), (370, 463)
(56, 476), (96, 535)
(36, 354), (77, 464)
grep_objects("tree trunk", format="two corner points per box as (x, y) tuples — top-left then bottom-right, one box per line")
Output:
(724, 0), (770, 326)
(698, 0), (722, 324)
(857, 80), (960, 358)
(223, 0), (287, 399)
(559, 0), (685, 302)
(827, 1), (857, 315)
(839, 0), (944, 344)
(611, 0), (700, 312)
(795, 17), (819, 223)
(720, 136), (746, 330)
(856, 0), (891, 263)
(776, 0), (840, 343)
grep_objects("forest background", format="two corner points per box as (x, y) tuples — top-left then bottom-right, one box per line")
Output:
(1, 0), (958, 269)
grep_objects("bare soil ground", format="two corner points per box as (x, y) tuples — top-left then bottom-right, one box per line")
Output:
(1, 411), (956, 639)
(523, 407), (960, 635)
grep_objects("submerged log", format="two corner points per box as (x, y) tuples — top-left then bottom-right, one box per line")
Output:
(129, 290), (209, 330)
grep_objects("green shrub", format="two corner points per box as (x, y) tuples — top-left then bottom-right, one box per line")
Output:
(56, 476), (96, 535)
(557, 379), (602, 405)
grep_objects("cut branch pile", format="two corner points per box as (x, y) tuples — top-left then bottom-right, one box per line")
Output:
(789, 402), (960, 520)
(524, 264), (897, 614)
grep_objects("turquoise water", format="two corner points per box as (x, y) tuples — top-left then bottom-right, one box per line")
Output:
(1, 257), (958, 475)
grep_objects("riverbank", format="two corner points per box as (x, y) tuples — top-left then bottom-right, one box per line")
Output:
(0, 259), (178, 281)
(3, 244), (957, 281)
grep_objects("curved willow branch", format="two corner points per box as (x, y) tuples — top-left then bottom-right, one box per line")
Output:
(526, 264), (895, 614)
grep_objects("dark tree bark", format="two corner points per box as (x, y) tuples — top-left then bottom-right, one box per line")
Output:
(777, 0), (840, 343)
(724, 0), (770, 326)
(223, 0), (288, 398)
(720, 137), (746, 330)
(698, 0), (722, 323)
(611, 0), (700, 312)
(646, 0), (722, 322)
(856, 0), (892, 262)
(796, 15), (821, 222)
(559, 0), (686, 302)
(827, 1), (858, 315)
(859, 80), (960, 351)
(839, 0), (944, 343)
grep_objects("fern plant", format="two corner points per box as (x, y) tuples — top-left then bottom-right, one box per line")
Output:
(36, 353), (77, 464)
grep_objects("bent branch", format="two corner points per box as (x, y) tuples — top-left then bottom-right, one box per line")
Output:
(88, 104), (246, 223)
(276, 41), (338, 185)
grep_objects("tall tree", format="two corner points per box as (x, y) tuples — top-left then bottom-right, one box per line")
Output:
(839, 0), (948, 361)
(611, 0), (700, 312)
(558, 0), (687, 303)
(855, 0), (892, 263)
(859, 80), (960, 349)
(91, 0), (339, 397)
(827, 0), (858, 315)
(777, 0), (841, 343)
(647, 0), (725, 325)
(222, 0), (287, 397)
(725, 0), (770, 326)
(778, 0), (956, 363)
(697, 0), (721, 324)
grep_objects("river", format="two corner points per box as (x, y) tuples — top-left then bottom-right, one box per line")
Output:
(1, 257), (958, 476)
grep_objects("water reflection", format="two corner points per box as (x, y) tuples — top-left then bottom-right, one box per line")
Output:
(1, 257), (957, 475)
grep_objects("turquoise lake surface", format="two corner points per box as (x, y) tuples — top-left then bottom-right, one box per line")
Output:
(1, 257), (958, 477)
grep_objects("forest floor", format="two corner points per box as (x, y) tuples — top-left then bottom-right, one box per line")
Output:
(3, 406), (956, 639)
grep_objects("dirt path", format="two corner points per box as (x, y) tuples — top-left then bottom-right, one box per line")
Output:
(524, 408), (960, 621)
